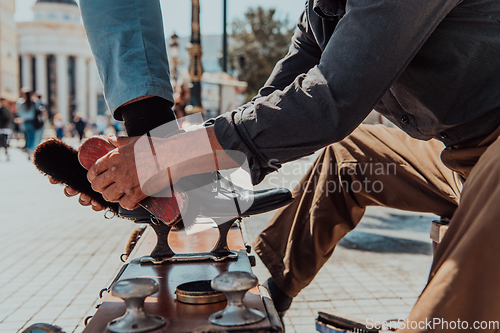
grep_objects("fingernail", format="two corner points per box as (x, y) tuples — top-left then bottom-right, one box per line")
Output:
(108, 134), (116, 140)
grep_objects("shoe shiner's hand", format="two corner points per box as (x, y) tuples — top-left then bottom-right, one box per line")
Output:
(87, 135), (170, 211)
(48, 176), (105, 211)
(88, 126), (241, 212)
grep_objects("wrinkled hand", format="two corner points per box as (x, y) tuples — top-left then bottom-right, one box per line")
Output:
(87, 135), (171, 210)
(86, 136), (142, 210)
(48, 176), (105, 211)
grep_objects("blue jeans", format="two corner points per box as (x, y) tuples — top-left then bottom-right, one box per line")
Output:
(23, 120), (43, 153)
(79, 0), (174, 117)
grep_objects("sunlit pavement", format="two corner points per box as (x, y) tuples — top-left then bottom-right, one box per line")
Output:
(0, 139), (435, 333)
(0, 140), (137, 333)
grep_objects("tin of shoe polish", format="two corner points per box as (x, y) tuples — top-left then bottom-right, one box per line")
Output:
(175, 280), (226, 304)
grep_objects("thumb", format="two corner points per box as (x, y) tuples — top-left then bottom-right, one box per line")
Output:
(107, 134), (137, 148)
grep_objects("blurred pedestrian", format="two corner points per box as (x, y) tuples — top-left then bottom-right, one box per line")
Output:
(73, 113), (86, 141)
(173, 83), (189, 119)
(33, 91), (51, 121)
(53, 113), (64, 139)
(112, 119), (121, 134)
(0, 98), (13, 161)
(10, 101), (22, 145)
(15, 88), (44, 159)
(95, 115), (107, 135)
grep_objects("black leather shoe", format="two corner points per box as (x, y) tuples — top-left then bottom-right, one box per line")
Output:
(263, 277), (293, 320)
(118, 205), (154, 223)
(119, 172), (293, 222)
(175, 171), (293, 219)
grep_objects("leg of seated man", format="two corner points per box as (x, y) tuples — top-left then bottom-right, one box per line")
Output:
(401, 129), (500, 332)
(254, 124), (462, 299)
(79, 0), (176, 135)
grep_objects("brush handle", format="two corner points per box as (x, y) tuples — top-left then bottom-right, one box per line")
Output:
(78, 137), (184, 226)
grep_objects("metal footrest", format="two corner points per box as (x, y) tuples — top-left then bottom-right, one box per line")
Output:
(140, 250), (239, 264)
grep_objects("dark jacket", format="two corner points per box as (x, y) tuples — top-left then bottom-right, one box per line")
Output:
(213, 0), (500, 184)
(0, 106), (13, 129)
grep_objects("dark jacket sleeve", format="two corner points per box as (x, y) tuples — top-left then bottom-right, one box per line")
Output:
(213, 7), (325, 183)
(213, 0), (459, 184)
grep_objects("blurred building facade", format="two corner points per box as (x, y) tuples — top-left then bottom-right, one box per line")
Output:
(168, 35), (248, 118)
(200, 72), (247, 119)
(17, 0), (100, 124)
(0, 0), (19, 102)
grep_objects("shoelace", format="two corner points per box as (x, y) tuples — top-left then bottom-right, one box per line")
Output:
(214, 178), (243, 216)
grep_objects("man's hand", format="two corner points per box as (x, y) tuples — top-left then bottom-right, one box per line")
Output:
(86, 126), (240, 211)
(87, 135), (152, 210)
(48, 176), (105, 211)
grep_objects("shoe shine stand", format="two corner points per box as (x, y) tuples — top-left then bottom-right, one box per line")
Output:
(138, 216), (240, 264)
(83, 212), (283, 333)
(31, 136), (290, 332)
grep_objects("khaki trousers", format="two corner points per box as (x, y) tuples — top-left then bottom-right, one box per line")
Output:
(254, 124), (500, 331)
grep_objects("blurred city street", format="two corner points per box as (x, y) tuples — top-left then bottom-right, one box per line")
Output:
(0, 138), (437, 333)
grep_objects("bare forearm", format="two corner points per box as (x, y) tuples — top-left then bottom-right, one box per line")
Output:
(157, 126), (240, 182)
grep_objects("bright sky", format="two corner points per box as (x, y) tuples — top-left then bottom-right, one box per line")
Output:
(14, 0), (307, 37)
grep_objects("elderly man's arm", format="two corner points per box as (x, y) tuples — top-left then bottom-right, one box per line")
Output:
(212, 0), (459, 184)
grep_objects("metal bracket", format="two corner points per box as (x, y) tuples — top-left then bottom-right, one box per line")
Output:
(139, 217), (240, 264)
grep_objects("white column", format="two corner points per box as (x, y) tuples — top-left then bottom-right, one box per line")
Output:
(75, 57), (88, 118)
(88, 59), (98, 120)
(21, 55), (33, 90)
(56, 54), (69, 124)
(35, 54), (48, 103)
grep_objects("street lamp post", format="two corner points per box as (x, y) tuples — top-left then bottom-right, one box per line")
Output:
(222, 0), (227, 73)
(188, 0), (203, 114)
(168, 33), (180, 87)
(218, 0), (228, 116)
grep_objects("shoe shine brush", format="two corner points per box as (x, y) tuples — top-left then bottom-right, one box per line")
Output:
(33, 137), (187, 229)
(316, 311), (386, 333)
(33, 138), (119, 213)
(78, 137), (187, 229)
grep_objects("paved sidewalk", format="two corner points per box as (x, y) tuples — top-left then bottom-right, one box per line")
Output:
(0, 142), (137, 333)
(0, 142), (436, 333)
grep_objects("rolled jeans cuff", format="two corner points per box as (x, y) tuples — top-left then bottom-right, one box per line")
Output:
(109, 83), (174, 120)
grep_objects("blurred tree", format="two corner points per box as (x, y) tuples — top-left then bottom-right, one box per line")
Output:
(230, 7), (294, 100)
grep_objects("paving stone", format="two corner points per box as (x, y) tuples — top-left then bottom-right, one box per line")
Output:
(287, 309), (315, 317)
(0, 147), (137, 332)
(291, 315), (316, 326)
(0, 322), (27, 332)
(293, 324), (317, 333)
(306, 301), (333, 310)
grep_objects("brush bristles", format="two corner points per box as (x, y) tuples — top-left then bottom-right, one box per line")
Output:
(33, 139), (119, 213)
